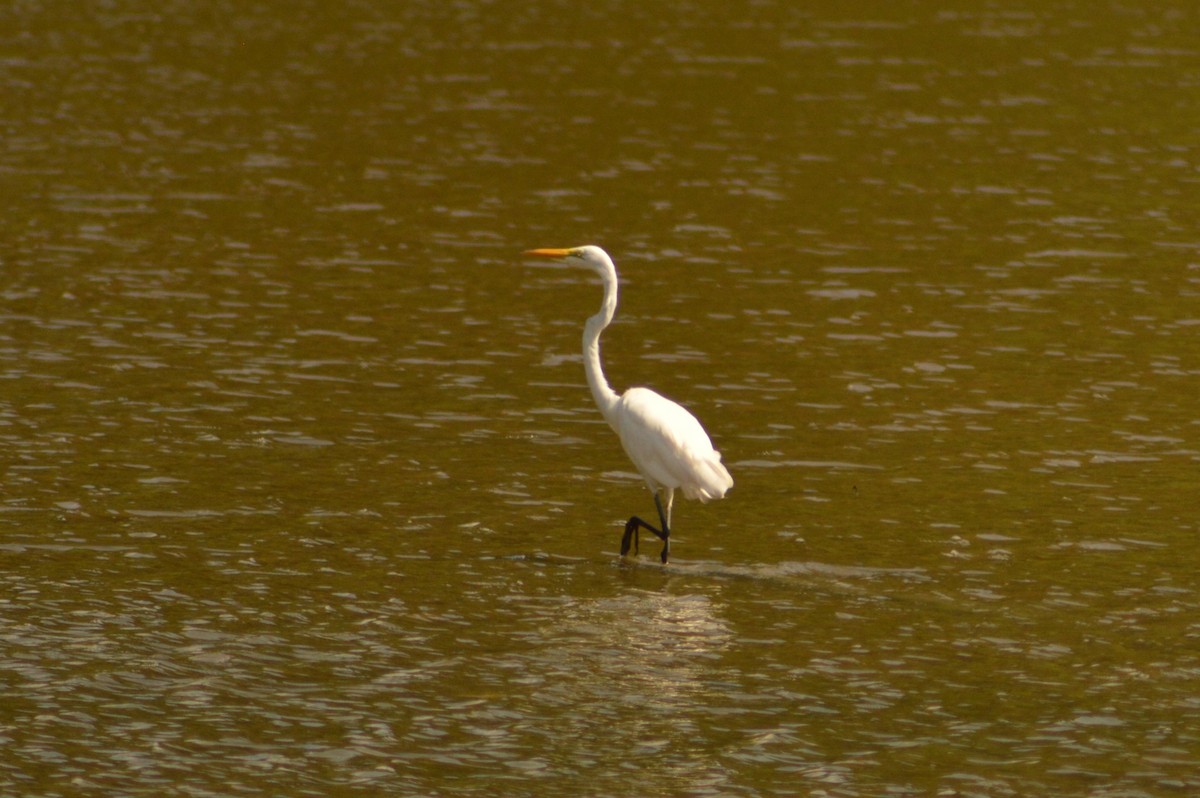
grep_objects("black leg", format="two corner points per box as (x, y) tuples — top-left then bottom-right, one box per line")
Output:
(621, 517), (640, 556)
(621, 516), (669, 560)
(620, 492), (673, 563)
(653, 493), (671, 564)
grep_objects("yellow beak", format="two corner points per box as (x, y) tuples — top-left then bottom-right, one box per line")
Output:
(523, 248), (574, 258)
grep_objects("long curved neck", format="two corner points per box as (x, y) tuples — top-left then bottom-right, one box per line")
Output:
(583, 259), (621, 427)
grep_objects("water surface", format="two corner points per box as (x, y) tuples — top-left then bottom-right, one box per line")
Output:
(3, 1), (1199, 795)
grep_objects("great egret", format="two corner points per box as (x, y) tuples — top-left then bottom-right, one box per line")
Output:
(522, 245), (733, 563)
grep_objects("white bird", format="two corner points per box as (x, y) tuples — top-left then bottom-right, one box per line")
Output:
(522, 245), (733, 563)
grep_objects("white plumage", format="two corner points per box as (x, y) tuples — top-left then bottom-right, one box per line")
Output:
(522, 245), (733, 562)
(614, 387), (732, 502)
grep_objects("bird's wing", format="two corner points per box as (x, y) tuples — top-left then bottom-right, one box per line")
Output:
(616, 388), (733, 500)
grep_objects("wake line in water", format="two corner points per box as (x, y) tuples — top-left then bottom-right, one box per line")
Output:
(641, 557), (927, 586)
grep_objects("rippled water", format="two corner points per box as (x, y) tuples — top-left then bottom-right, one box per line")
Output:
(4, 1), (1200, 795)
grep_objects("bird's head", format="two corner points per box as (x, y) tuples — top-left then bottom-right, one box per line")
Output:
(523, 245), (614, 275)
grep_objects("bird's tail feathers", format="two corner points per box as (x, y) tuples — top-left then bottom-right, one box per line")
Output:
(685, 451), (734, 502)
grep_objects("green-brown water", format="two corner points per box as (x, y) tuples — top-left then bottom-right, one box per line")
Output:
(4, 2), (1199, 795)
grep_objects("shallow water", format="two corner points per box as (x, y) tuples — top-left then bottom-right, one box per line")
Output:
(3, 1), (1200, 795)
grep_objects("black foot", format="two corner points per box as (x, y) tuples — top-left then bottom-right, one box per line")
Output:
(621, 518), (640, 557)
(621, 516), (670, 563)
